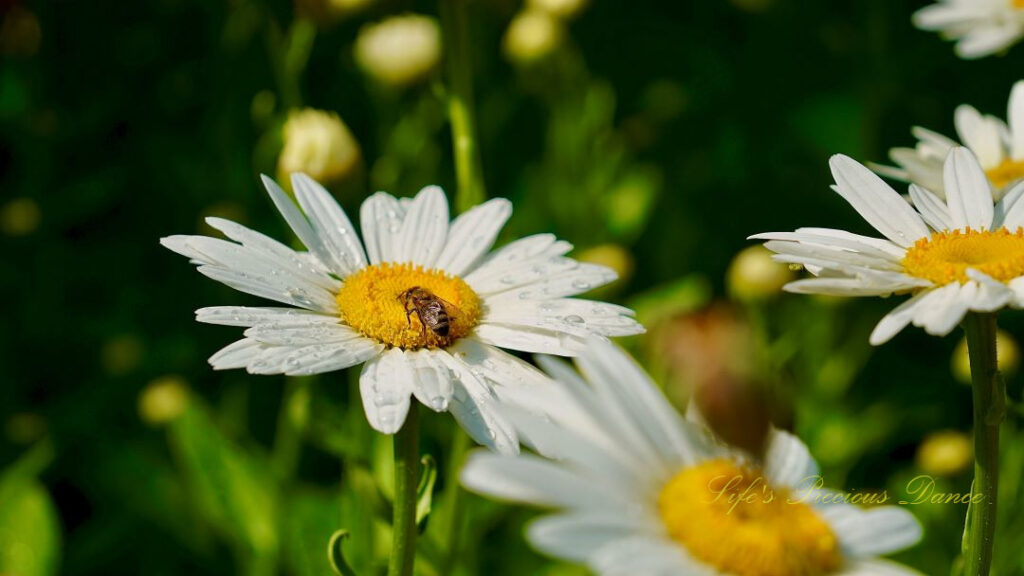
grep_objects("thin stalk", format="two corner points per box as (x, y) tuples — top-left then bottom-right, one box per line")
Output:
(962, 313), (1005, 576)
(439, 0), (486, 213)
(440, 430), (470, 574)
(388, 406), (422, 576)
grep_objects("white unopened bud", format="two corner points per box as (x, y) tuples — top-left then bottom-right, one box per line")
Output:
(354, 15), (441, 88)
(278, 108), (362, 185)
(527, 0), (589, 20)
(503, 10), (563, 65)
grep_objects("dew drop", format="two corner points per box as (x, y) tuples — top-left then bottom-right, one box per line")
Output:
(571, 279), (591, 290)
(564, 315), (585, 325)
(430, 396), (449, 411)
(500, 275), (517, 285)
(518, 291), (532, 300)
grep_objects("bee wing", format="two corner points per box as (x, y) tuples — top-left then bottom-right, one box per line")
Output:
(433, 295), (462, 318)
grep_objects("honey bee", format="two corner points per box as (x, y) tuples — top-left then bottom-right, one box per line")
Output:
(400, 287), (460, 338)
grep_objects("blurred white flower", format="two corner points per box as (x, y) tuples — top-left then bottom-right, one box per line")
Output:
(278, 108), (362, 185)
(354, 14), (441, 88)
(162, 176), (642, 451)
(462, 338), (923, 575)
(755, 148), (1024, 345)
(875, 80), (1024, 201)
(913, 0), (1024, 59)
(503, 10), (564, 65)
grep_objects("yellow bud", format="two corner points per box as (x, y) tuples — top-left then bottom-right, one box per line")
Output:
(951, 329), (1020, 385)
(138, 376), (191, 426)
(503, 10), (563, 65)
(527, 0), (589, 20)
(576, 244), (634, 286)
(278, 108), (362, 186)
(354, 15), (441, 89)
(727, 245), (794, 302)
(916, 430), (972, 477)
(1, 197), (41, 236)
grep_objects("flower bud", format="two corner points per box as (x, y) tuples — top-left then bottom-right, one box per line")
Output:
(576, 244), (634, 294)
(916, 430), (972, 477)
(502, 10), (563, 65)
(354, 15), (441, 89)
(139, 376), (191, 426)
(727, 245), (794, 302)
(278, 108), (362, 186)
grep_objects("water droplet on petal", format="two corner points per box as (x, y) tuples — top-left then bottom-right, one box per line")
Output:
(571, 279), (591, 290)
(564, 315), (585, 325)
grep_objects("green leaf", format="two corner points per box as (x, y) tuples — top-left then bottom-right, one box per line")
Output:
(326, 530), (358, 576)
(0, 479), (61, 576)
(415, 455), (437, 530)
(169, 405), (278, 558)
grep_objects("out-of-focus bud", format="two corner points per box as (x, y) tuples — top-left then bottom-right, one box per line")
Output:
(502, 10), (563, 66)
(0, 6), (41, 57)
(576, 244), (634, 295)
(693, 372), (772, 457)
(101, 334), (144, 376)
(727, 245), (794, 302)
(916, 430), (972, 477)
(354, 15), (441, 89)
(0, 197), (40, 236)
(951, 329), (1021, 385)
(278, 108), (362, 186)
(139, 376), (191, 426)
(5, 413), (47, 445)
(295, 0), (374, 23)
(527, 0), (589, 20)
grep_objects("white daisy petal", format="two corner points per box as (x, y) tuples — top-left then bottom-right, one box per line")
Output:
(472, 322), (587, 356)
(869, 290), (933, 345)
(1011, 81), (1024, 160)
(957, 24), (1023, 60)
(944, 147), (995, 230)
(482, 263), (618, 301)
(466, 234), (572, 280)
(966, 269), (1013, 311)
(820, 505), (922, 558)
(406, 349), (455, 412)
(751, 229), (906, 260)
(995, 180), (1024, 229)
(838, 559), (925, 576)
(248, 340), (381, 376)
(291, 173), (368, 276)
(591, 537), (711, 576)
(196, 306), (338, 327)
(955, 107), (1004, 167)
(261, 175), (343, 276)
(526, 512), (653, 563)
(911, 282), (968, 336)
(908, 184), (953, 231)
(197, 264), (337, 312)
(785, 276), (926, 298)
(482, 298), (644, 338)
(359, 349), (413, 434)
(359, 191), (406, 265)
(397, 185), (449, 267)
(763, 240), (904, 272)
(434, 198), (512, 276)
(461, 452), (629, 511)
(829, 155), (930, 247)
(435, 348), (519, 455)
(209, 338), (263, 370)
(243, 322), (364, 346)
(764, 429), (819, 488)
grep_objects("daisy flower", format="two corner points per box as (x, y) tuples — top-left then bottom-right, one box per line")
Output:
(160, 174), (642, 452)
(913, 0), (1024, 59)
(875, 80), (1024, 201)
(754, 147), (1024, 345)
(461, 337), (923, 576)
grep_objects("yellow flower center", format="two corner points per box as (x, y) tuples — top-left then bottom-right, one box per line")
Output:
(985, 158), (1024, 189)
(658, 459), (840, 576)
(902, 228), (1024, 284)
(336, 263), (482, 349)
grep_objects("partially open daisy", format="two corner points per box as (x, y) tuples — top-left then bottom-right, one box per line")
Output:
(913, 0), (1024, 59)
(160, 174), (642, 452)
(461, 337), (923, 576)
(754, 147), (1024, 345)
(875, 81), (1024, 201)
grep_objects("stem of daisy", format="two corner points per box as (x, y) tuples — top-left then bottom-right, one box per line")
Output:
(388, 405), (421, 576)
(962, 312), (1005, 576)
(439, 0), (486, 213)
(440, 429), (470, 574)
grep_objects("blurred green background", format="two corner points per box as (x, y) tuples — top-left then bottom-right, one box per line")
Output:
(5, 0), (1024, 574)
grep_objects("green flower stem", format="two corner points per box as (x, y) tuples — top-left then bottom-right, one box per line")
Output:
(963, 312), (1006, 576)
(440, 429), (470, 574)
(439, 0), (486, 213)
(388, 405), (422, 576)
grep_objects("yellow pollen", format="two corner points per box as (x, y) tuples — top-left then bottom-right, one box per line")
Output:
(658, 460), (840, 576)
(336, 263), (482, 350)
(986, 158), (1024, 189)
(1015, 0), (1024, 10)
(902, 228), (1024, 285)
